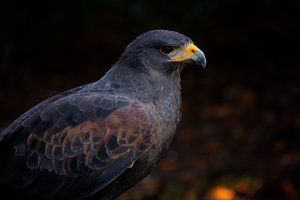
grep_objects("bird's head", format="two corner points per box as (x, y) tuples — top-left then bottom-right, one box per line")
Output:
(120, 29), (206, 74)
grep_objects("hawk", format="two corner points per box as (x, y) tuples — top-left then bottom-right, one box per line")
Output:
(0, 30), (206, 200)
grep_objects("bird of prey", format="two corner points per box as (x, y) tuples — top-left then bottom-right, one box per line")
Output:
(0, 30), (206, 200)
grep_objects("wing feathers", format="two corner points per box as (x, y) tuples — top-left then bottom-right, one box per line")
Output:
(0, 93), (157, 198)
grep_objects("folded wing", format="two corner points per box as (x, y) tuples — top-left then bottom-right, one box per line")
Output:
(0, 92), (157, 199)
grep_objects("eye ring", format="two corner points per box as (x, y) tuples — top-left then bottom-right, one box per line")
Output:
(160, 46), (175, 55)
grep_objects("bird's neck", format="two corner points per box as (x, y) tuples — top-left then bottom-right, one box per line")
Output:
(94, 62), (182, 104)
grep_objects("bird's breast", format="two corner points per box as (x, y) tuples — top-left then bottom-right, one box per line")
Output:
(144, 90), (181, 146)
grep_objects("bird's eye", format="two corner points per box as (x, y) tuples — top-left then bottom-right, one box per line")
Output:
(160, 46), (175, 55)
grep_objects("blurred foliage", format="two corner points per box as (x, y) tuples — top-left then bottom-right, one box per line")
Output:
(0, 0), (299, 199)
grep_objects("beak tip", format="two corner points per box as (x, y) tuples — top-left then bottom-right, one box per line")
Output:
(193, 50), (207, 69)
(197, 60), (206, 69)
(202, 59), (207, 68)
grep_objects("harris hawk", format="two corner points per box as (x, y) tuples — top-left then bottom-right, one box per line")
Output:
(0, 30), (206, 200)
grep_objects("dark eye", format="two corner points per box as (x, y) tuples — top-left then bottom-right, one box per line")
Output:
(160, 46), (175, 54)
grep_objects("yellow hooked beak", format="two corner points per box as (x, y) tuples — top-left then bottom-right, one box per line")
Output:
(169, 43), (206, 68)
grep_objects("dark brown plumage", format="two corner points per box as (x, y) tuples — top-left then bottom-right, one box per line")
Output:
(0, 30), (206, 200)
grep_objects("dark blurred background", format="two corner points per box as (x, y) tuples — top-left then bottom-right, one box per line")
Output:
(0, 1), (299, 199)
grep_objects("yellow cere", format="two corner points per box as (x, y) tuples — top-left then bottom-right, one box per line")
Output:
(170, 43), (201, 62)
